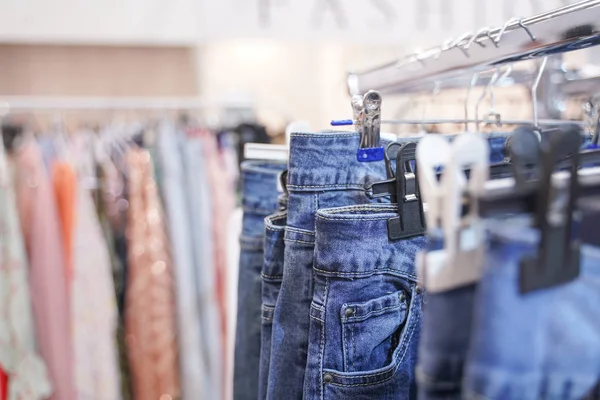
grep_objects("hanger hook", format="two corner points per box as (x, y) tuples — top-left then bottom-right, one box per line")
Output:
(464, 27), (491, 52)
(518, 18), (536, 42)
(494, 17), (521, 46)
(532, 56), (548, 129)
(465, 72), (480, 132)
(475, 68), (501, 130)
(452, 32), (474, 57)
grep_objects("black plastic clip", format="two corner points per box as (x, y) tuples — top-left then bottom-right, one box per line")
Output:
(365, 142), (402, 201)
(387, 142), (426, 241)
(519, 126), (581, 294)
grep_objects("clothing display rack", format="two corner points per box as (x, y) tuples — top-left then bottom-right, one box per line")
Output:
(348, 0), (600, 97)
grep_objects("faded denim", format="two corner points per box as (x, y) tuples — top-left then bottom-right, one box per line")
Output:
(234, 161), (286, 400)
(267, 132), (394, 400)
(259, 211), (287, 400)
(464, 218), (600, 400)
(305, 205), (426, 400)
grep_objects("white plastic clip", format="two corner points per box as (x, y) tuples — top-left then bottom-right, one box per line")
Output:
(417, 133), (489, 293)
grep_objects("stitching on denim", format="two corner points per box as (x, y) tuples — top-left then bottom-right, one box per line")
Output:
(286, 226), (315, 236)
(320, 205), (397, 215)
(319, 278), (329, 400)
(261, 316), (273, 322)
(318, 215), (393, 222)
(342, 308), (349, 371)
(287, 184), (366, 190)
(311, 303), (324, 312)
(344, 304), (403, 323)
(313, 267), (418, 280)
(284, 238), (315, 245)
(310, 314), (325, 323)
(351, 326), (356, 371)
(265, 225), (285, 233)
(261, 273), (283, 280)
(326, 289), (420, 386)
(262, 305), (275, 312)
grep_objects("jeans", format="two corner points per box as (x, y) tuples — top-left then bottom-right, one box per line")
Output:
(259, 211), (287, 400)
(234, 161), (286, 400)
(267, 132), (393, 400)
(303, 205), (426, 400)
(464, 218), (600, 400)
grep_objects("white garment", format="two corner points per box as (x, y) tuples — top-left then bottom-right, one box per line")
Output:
(71, 181), (121, 400)
(0, 146), (52, 400)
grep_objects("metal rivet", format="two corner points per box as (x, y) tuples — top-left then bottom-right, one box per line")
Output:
(324, 373), (334, 384)
(398, 291), (406, 302)
(344, 308), (354, 317)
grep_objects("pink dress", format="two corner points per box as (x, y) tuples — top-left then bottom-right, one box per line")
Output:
(10, 140), (75, 400)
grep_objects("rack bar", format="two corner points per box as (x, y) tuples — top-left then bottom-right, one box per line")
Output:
(348, 0), (600, 95)
(0, 96), (252, 111)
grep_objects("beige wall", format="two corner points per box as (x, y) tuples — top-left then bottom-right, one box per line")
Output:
(0, 44), (197, 96)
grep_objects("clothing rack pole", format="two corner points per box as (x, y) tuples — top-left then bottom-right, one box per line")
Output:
(0, 96), (252, 111)
(348, 0), (600, 95)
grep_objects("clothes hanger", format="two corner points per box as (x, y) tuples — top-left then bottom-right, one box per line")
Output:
(243, 121), (310, 162)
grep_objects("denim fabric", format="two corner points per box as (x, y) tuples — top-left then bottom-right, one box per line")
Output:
(305, 205), (426, 400)
(267, 132), (395, 400)
(464, 218), (600, 400)
(234, 161), (286, 400)
(416, 233), (476, 400)
(259, 211), (287, 400)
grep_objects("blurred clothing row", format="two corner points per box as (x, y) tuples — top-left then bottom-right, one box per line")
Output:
(0, 120), (237, 400)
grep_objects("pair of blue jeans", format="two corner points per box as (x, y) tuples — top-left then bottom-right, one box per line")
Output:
(267, 132), (394, 399)
(259, 211), (287, 400)
(234, 161), (286, 400)
(306, 205), (426, 399)
(464, 219), (600, 400)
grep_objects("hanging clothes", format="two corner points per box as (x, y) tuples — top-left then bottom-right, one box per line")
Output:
(71, 138), (122, 400)
(124, 147), (180, 400)
(156, 123), (206, 400)
(182, 132), (224, 400)
(52, 161), (77, 283)
(0, 141), (52, 400)
(9, 139), (75, 400)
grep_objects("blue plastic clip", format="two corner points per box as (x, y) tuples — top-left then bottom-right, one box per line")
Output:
(330, 119), (354, 126)
(357, 147), (385, 162)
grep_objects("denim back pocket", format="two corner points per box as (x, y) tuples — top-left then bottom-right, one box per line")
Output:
(340, 290), (408, 373)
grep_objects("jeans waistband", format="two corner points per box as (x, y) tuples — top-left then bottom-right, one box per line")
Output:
(287, 132), (394, 191)
(314, 204), (426, 280)
(241, 161), (286, 214)
(263, 212), (287, 279)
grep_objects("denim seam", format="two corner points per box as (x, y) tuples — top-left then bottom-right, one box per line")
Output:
(265, 225), (285, 233)
(319, 278), (329, 400)
(286, 226), (316, 236)
(313, 267), (418, 280)
(287, 184), (366, 190)
(261, 273), (283, 280)
(326, 290), (420, 386)
(310, 314), (325, 323)
(343, 304), (403, 323)
(284, 238), (315, 245)
(321, 205), (397, 214)
(318, 216), (392, 222)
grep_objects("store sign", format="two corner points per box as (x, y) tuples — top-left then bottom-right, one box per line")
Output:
(202, 0), (576, 43)
(0, 0), (579, 45)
